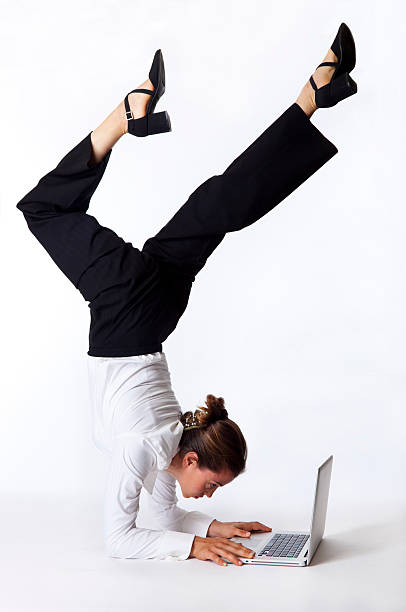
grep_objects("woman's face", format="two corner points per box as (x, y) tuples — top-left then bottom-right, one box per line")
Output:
(176, 451), (235, 498)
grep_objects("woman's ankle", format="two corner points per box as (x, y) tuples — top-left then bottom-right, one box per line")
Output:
(297, 47), (338, 118)
(295, 81), (317, 118)
(89, 104), (125, 165)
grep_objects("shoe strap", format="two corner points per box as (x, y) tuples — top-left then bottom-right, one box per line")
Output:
(124, 89), (154, 120)
(129, 88), (154, 95)
(309, 74), (317, 91)
(309, 62), (338, 91)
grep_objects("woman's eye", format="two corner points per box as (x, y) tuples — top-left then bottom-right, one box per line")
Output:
(209, 483), (216, 489)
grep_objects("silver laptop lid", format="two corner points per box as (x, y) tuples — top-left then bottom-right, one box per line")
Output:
(307, 455), (333, 564)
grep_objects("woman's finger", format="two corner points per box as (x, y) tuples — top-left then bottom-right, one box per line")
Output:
(211, 546), (246, 566)
(218, 539), (255, 556)
(209, 551), (228, 567)
(251, 522), (272, 531)
(218, 535), (253, 549)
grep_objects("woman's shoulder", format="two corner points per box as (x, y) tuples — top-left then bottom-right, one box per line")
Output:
(112, 433), (158, 474)
(110, 432), (176, 494)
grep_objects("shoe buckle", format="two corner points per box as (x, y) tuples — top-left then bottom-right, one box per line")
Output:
(125, 110), (133, 120)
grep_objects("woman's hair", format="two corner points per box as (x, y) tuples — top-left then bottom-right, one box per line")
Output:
(178, 394), (247, 478)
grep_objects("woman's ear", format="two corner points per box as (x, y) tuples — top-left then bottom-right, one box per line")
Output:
(184, 451), (199, 467)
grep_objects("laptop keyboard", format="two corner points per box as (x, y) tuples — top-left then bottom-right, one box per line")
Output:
(258, 533), (310, 558)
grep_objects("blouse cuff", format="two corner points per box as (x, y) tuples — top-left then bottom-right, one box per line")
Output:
(157, 530), (196, 560)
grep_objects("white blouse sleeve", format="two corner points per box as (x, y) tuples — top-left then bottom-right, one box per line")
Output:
(104, 435), (197, 560)
(148, 469), (216, 537)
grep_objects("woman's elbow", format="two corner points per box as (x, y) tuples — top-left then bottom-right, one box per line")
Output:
(104, 535), (124, 559)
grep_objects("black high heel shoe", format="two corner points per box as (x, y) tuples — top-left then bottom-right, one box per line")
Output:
(309, 22), (357, 108)
(124, 49), (172, 137)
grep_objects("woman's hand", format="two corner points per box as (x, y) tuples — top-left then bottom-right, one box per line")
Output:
(207, 519), (272, 539)
(189, 535), (256, 567)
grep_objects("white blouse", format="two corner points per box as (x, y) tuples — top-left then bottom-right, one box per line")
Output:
(86, 351), (216, 560)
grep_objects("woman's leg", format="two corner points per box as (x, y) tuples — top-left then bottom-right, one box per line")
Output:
(141, 47), (341, 282)
(142, 111), (338, 281)
(16, 79), (156, 302)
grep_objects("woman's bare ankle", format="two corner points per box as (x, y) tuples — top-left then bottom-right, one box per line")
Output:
(295, 82), (317, 118)
(89, 104), (125, 166)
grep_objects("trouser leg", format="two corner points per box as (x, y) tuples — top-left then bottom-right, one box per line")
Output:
(16, 132), (153, 303)
(142, 102), (338, 280)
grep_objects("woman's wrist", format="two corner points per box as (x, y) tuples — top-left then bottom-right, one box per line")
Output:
(207, 519), (222, 537)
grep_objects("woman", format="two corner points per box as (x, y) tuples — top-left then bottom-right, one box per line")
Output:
(16, 23), (357, 567)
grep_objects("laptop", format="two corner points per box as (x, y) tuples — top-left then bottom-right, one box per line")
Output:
(224, 455), (333, 566)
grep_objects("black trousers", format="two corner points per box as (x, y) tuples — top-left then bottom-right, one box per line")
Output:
(16, 102), (338, 357)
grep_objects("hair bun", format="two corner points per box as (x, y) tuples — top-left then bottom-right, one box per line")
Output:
(202, 394), (228, 424)
(181, 394), (229, 431)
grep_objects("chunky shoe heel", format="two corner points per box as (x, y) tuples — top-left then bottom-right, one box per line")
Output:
(124, 48), (172, 137)
(309, 22), (358, 109)
(128, 109), (171, 137)
(314, 71), (358, 108)
(146, 110), (171, 135)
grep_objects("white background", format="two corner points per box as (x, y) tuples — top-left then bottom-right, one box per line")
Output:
(1, 1), (405, 610)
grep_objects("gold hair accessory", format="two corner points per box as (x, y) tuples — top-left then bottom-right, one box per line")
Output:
(183, 408), (209, 431)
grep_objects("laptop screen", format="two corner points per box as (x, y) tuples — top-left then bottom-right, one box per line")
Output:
(307, 455), (333, 563)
